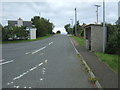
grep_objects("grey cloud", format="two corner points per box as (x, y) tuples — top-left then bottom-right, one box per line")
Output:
(1, 1), (118, 33)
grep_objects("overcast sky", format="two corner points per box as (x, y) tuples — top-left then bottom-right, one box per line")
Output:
(1, 0), (119, 34)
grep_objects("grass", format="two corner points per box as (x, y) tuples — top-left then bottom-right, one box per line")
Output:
(71, 36), (84, 46)
(95, 52), (119, 73)
(2, 34), (53, 44)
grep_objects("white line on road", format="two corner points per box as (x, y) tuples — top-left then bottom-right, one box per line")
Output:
(16, 86), (19, 88)
(12, 62), (43, 81)
(0, 59), (5, 62)
(25, 52), (31, 54)
(40, 78), (44, 81)
(49, 42), (53, 45)
(70, 38), (79, 54)
(32, 46), (46, 54)
(45, 60), (47, 63)
(0, 60), (14, 65)
(38, 62), (43, 66)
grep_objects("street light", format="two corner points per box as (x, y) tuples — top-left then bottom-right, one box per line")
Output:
(103, 0), (106, 53)
(94, 5), (101, 24)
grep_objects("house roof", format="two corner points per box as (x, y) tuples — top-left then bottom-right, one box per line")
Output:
(8, 20), (32, 28)
(84, 24), (103, 29)
(8, 20), (17, 26)
(23, 21), (32, 28)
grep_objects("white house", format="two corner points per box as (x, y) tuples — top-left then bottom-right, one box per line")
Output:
(8, 18), (37, 39)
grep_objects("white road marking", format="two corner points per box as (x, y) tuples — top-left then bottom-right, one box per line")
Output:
(70, 38), (79, 54)
(25, 52), (31, 54)
(24, 86), (27, 88)
(7, 83), (10, 85)
(11, 82), (13, 84)
(16, 86), (19, 88)
(38, 62), (43, 66)
(7, 82), (14, 86)
(32, 46), (46, 54)
(29, 66), (38, 71)
(12, 62), (43, 81)
(0, 59), (5, 62)
(40, 78), (43, 81)
(0, 60), (14, 65)
(45, 60), (47, 63)
(49, 42), (53, 45)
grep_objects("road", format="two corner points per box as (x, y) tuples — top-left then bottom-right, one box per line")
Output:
(2, 35), (93, 88)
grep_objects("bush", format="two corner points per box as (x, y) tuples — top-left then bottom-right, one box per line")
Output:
(105, 24), (119, 54)
(105, 32), (118, 54)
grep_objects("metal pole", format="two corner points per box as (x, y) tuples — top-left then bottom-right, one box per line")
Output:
(103, 0), (106, 53)
(75, 8), (77, 36)
(97, 7), (98, 23)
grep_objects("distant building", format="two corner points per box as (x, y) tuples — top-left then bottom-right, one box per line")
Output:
(8, 18), (36, 39)
(84, 24), (107, 52)
(8, 18), (33, 28)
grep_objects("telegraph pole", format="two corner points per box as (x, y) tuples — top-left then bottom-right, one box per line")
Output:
(39, 12), (41, 18)
(103, 0), (106, 53)
(75, 8), (77, 36)
(70, 19), (73, 35)
(94, 5), (101, 24)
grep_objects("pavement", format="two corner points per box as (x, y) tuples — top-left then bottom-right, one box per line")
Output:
(70, 37), (118, 88)
(2, 35), (93, 88)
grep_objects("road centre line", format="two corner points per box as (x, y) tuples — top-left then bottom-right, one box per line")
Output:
(48, 42), (53, 45)
(12, 62), (44, 81)
(32, 46), (46, 54)
(0, 59), (5, 62)
(0, 60), (14, 65)
(25, 41), (53, 55)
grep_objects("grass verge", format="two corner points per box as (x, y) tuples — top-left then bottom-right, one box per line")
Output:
(2, 34), (53, 44)
(95, 52), (119, 72)
(70, 36), (84, 46)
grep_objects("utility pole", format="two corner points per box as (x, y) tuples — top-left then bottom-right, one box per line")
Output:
(75, 8), (77, 36)
(94, 5), (101, 24)
(70, 19), (73, 35)
(103, 0), (106, 53)
(39, 12), (41, 18)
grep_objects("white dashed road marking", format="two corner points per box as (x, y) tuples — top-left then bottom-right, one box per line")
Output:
(45, 60), (47, 63)
(32, 46), (46, 54)
(0, 60), (14, 65)
(7, 62), (44, 86)
(0, 59), (5, 62)
(49, 42), (53, 45)
(40, 78), (43, 81)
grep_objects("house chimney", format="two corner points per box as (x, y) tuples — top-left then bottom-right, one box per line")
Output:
(17, 18), (23, 27)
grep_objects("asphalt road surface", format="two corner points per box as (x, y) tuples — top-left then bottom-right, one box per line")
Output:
(2, 35), (93, 88)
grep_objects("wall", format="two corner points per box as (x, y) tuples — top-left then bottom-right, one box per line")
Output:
(91, 25), (104, 52)
(30, 28), (36, 39)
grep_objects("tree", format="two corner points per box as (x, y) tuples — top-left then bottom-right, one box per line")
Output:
(31, 16), (54, 37)
(2, 25), (29, 41)
(105, 23), (120, 54)
(56, 30), (61, 34)
(64, 24), (72, 34)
